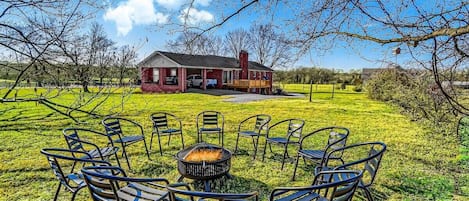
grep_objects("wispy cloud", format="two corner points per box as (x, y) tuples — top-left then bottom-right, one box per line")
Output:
(156, 0), (212, 10)
(104, 0), (168, 36)
(179, 7), (214, 25)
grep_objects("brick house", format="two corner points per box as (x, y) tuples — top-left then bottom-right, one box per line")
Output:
(138, 50), (273, 93)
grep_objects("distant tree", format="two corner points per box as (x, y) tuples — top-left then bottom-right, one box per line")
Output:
(114, 45), (138, 86)
(166, 31), (225, 55)
(249, 24), (294, 69)
(225, 28), (251, 59)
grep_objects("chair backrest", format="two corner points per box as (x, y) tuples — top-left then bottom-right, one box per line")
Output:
(81, 166), (126, 200)
(82, 166), (170, 201)
(325, 127), (350, 158)
(150, 112), (169, 129)
(254, 114), (271, 132)
(270, 170), (362, 201)
(327, 142), (387, 187)
(102, 117), (123, 137)
(40, 148), (110, 190)
(167, 186), (258, 201)
(197, 111), (224, 128)
(287, 119), (305, 138)
(63, 128), (84, 152)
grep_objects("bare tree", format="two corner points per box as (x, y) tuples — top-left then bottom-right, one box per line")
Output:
(225, 28), (251, 59)
(249, 24), (294, 68)
(167, 31), (226, 55)
(114, 45), (137, 86)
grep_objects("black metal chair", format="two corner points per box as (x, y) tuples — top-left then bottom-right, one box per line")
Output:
(196, 111), (225, 147)
(314, 142), (387, 201)
(63, 128), (121, 169)
(262, 118), (305, 170)
(40, 148), (111, 201)
(270, 170), (363, 201)
(81, 165), (170, 201)
(167, 183), (259, 201)
(292, 126), (350, 181)
(102, 116), (150, 170)
(150, 112), (185, 156)
(234, 114), (271, 159)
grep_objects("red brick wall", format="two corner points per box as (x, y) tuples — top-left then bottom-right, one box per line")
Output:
(141, 68), (153, 83)
(141, 83), (181, 93)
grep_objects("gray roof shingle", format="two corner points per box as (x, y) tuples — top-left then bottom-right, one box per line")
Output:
(142, 51), (273, 71)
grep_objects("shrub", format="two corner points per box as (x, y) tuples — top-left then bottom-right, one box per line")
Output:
(365, 68), (457, 135)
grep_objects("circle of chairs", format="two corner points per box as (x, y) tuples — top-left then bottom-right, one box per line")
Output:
(41, 111), (386, 200)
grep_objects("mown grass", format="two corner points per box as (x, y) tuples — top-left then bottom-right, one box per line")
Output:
(0, 84), (466, 200)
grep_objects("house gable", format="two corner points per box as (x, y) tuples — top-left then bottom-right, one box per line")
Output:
(139, 53), (180, 68)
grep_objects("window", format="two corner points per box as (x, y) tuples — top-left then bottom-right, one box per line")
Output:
(223, 70), (232, 84)
(170, 68), (177, 76)
(153, 68), (159, 83)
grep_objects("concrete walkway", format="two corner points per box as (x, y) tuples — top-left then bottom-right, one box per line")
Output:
(185, 88), (304, 103)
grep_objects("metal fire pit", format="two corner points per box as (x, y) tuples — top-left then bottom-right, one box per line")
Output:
(175, 143), (232, 191)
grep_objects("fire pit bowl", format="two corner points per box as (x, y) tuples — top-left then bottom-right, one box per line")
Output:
(176, 143), (232, 181)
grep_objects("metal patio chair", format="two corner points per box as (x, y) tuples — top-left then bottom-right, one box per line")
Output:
(40, 148), (110, 201)
(150, 112), (185, 156)
(196, 111), (225, 147)
(63, 128), (121, 169)
(102, 116), (150, 169)
(167, 183), (259, 201)
(234, 114), (271, 159)
(270, 170), (363, 201)
(81, 165), (170, 201)
(314, 142), (387, 201)
(262, 118), (305, 170)
(292, 126), (350, 181)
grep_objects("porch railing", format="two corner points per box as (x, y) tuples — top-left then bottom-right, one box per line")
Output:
(227, 79), (271, 89)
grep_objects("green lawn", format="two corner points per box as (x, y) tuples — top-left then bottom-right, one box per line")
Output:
(0, 84), (466, 200)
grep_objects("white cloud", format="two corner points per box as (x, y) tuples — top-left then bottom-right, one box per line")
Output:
(179, 7), (214, 25)
(104, 0), (168, 36)
(156, 0), (212, 10)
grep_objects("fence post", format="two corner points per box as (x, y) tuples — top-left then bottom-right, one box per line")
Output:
(309, 80), (313, 102)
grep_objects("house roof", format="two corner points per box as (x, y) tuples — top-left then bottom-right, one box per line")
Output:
(139, 51), (273, 71)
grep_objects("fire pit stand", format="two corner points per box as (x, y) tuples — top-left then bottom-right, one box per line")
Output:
(175, 143), (232, 192)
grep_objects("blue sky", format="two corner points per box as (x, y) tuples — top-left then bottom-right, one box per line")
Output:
(98, 0), (404, 71)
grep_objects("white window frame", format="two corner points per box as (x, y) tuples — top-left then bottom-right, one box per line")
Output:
(153, 68), (160, 83)
(222, 70), (233, 84)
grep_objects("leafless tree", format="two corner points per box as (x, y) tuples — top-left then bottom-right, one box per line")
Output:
(114, 45), (138, 86)
(225, 28), (251, 59)
(249, 24), (295, 69)
(167, 31), (226, 55)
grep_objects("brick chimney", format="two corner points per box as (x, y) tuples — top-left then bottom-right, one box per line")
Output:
(239, 50), (248, 79)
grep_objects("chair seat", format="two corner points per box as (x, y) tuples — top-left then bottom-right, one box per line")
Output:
(314, 166), (364, 186)
(199, 127), (222, 132)
(86, 147), (119, 159)
(67, 173), (85, 188)
(160, 128), (181, 134)
(239, 130), (260, 136)
(117, 182), (169, 201)
(299, 149), (342, 160)
(274, 190), (324, 201)
(114, 135), (144, 144)
(267, 137), (298, 144)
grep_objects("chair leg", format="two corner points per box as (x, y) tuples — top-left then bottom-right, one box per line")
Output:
(180, 132), (185, 149)
(122, 146), (132, 170)
(142, 138), (151, 160)
(361, 186), (374, 201)
(114, 152), (122, 168)
(53, 182), (62, 201)
(262, 140), (268, 162)
(157, 134), (163, 156)
(149, 132), (154, 150)
(292, 154), (301, 181)
(281, 144), (288, 170)
(71, 188), (80, 201)
(252, 136), (258, 159)
(234, 133), (240, 154)
(168, 134), (171, 146)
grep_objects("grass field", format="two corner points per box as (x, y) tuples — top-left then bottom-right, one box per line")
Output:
(0, 84), (467, 200)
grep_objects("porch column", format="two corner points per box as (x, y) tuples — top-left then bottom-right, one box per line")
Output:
(159, 68), (164, 86)
(178, 68), (184, 92)
(202, 68), (207, 90)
